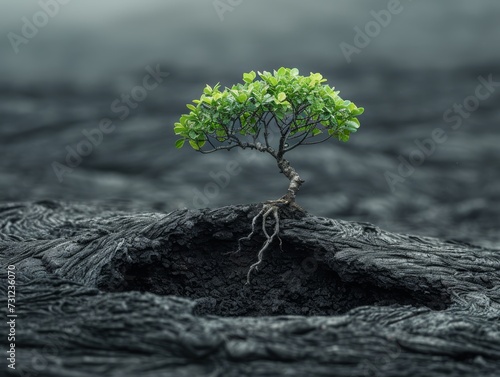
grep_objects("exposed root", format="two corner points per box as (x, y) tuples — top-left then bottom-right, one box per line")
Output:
(223, 207), (265, 257)
(233, 205), (268, 255)
(227, 198), (307, 283)
(226, 200), (291, 284)
(245, 204), (281, 284)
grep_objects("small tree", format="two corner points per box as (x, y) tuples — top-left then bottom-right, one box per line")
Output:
(174, 67), (363, 282)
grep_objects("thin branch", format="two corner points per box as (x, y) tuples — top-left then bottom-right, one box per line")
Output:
(198, 145), (241, 154)
(263, 113), (273, 149)
(204, 133), (217, 150)
(301, 133), (335, 145)
(284, 127), (315, 153)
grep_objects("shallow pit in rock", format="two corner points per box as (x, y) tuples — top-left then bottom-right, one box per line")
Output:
(97, 235), (451, 317)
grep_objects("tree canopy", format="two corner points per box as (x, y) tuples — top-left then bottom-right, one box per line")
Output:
(174, 67), (364, 156)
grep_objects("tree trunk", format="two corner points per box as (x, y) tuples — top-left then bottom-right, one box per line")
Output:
(277, 157), (304, 203)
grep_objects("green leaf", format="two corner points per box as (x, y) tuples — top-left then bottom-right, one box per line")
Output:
(175, 139), (185, 148)
(186, 104), (196, 111)
(174, 125), (185, 135)
(351, 107), (364, 116)
(189, 140), (200, 150)
(179, 116), (188, 125)
(277, 92), (287, 102)
(203, 85), (212, 95)
(237, 93), (247, 103)
(243, 71), (256, 83)
(340, 134), (350, 142)
(347, 102), (357, 111)
(263, 94), (274, 103)
(344, 120), (360, 132)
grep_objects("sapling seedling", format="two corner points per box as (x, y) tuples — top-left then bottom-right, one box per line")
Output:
(174, 67), (363, 283)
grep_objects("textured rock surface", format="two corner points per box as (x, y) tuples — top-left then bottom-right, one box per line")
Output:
(1, 201), (499, 376)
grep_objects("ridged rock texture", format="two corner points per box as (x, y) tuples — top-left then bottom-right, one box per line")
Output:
(1, 200), (499, 377)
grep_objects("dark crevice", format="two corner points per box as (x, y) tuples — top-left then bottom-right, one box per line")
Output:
(98, 236), (452, 317)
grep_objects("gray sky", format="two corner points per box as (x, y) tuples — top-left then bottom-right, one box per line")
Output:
(1, 0), (499, 86)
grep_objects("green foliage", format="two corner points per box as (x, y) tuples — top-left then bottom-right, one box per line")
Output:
(174, 67), (364, 152)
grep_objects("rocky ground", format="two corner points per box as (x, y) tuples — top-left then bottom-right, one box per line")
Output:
(1, 201), (499, 376)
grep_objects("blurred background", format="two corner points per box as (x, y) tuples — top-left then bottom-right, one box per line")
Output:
(0, 0), (499, 246)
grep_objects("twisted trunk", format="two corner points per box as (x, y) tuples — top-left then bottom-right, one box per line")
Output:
(277, 157), (304, 203)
